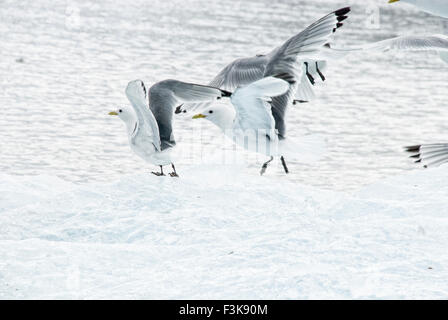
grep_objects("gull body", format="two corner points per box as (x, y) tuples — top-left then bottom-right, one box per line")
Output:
(389, 0), (448, 18)
(110, 80), (230, 176)
(193, 76), (304, 175)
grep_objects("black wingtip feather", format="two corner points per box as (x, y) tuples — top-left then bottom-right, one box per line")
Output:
(335, 7), (351, 16)
(221, 90), (232, 97)
(332, 7), (350, 33)
(293, 100), (309, 105)
(405, 145), (422, 153)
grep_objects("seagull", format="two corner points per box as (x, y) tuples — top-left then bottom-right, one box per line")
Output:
(109, 79), (231, 177)
(192, 76), (293, 175)
(177, 7), (351, 174)
(405, 144), (448, 168)
(388, 0), (448, 19)
(176, 7), (351, 112)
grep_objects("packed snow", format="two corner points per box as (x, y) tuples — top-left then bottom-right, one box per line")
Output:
(1, 165), (447, 299)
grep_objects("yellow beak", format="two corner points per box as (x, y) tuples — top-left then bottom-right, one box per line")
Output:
(388, 0), (400, 3)
(109, 111), (118, 116)
(192, 114), (206, 119)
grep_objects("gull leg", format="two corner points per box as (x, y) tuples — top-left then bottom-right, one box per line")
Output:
(169, 163), (179, 177)
(260, 156), (274, 176)
(152, 165), (165, 176)
(280, 156), (289, 174)
(315, 61), (326, 81)
(304, 62), (315, 85)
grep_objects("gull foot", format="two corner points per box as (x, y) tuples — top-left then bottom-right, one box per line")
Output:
(304, 62), (315, 85)
(316, 61), (326, 81)
(260, 156), (274, 176)
(151, 172), (165, 176)
(169, 172), (179, 177)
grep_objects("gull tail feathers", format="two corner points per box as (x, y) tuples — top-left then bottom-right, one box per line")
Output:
(279, 7), (351, 60)
(279, 135), (327, 163)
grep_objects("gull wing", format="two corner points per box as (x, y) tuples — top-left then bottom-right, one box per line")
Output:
(405, 143), (448, 168)
(263, 7), (351, 138)
(230, 77), (289, 138)
(179, 56), (267, 113)
(125, 80), (161, 152)
(263, 7), (350, 78)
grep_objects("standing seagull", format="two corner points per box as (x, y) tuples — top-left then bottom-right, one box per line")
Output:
(388, 0), (448, 18)
(192, 76), (292, 175)
(109, 80), (231, 177)
(405, 144), (448, 168)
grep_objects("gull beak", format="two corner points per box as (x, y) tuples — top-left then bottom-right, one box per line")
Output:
(192, 114), (206, 119)
(109, 111), (118, 116)
(388, 0), (400, 3)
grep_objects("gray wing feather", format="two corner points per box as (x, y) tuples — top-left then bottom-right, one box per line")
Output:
(263, 8), (350, 137)
(363, 35), (448, 52)
(149, 79), (229, 150)
(181, 56), (268, 112)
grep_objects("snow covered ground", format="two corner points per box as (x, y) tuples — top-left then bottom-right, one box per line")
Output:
(1, 165), (447, 299)
(1, 0), (448, 300)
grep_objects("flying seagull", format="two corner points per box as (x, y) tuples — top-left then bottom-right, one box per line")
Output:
(176, 7), (351, 112)
(180, 7), (351, 174)
(389, 0), (448, 18)
(192, 76), (293, 175)
(109, 80), (231, 177)
(405, 144), (448, 168)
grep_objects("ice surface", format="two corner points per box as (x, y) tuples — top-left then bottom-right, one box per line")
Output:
(1, 166), (447, 299)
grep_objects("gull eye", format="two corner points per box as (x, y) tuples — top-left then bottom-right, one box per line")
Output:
(119, 109), (123, 113)
(209, 110), (213, 114)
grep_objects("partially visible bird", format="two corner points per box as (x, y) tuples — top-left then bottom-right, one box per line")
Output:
(389, 0), (448, 19)
(405, 144), (448, 168)
(109, 80), (231, 177)
(325, 34), (448, 64)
